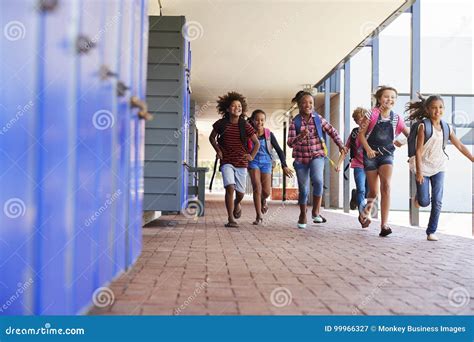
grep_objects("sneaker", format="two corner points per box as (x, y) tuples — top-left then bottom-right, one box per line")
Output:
(427, 234), (439, 241)
(379, 225), (392, 237)
(350, 189), (357, 210)
(312, 215), (327, 223)
(297, 223), (307, 229)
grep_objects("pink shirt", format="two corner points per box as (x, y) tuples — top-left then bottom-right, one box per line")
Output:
(345, 134), (364, 169)
(367, 107), (406, 137)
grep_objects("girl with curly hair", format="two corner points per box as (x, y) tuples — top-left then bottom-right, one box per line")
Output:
(209, 92), (260, 228)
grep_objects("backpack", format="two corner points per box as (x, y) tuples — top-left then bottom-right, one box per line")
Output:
(343, 127), (361, 180)
(349, 127), (360, 160)
(247, 128), (273, 157)
(293, 112), (326, 143)
(292, 112), (335, 165)
(407, 118), (450, 158)
(209, 116), (248, 191)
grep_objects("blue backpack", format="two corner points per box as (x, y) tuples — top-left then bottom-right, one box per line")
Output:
(407, 118), (450, 158)
(293, 112), (326, 142)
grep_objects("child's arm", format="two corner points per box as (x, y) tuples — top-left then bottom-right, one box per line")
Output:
(209, 129), (223, 159)
(415, 124), (425, 184)
(335, 149), (346, 172)
(245, 134), (260, 161)
(358, 117), (376, 158)
(450, 129), (474, 162)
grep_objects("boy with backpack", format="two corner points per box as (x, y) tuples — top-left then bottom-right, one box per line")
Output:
(335, 107), (369, 214)
(209, 92), (260, 228)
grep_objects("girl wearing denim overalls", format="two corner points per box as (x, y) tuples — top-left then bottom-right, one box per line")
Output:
(358, 86), (409, 237)
(406, 94), (474, 241)
(248, 110), (294, 225)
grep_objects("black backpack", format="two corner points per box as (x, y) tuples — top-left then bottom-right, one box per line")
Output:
(209, 117), (247, 191)
(343, 127), (360, 180)
(407, 118), (450, 158)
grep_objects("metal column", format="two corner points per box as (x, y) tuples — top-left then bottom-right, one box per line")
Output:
(409, 1), (421, 226)
(324, 78), (331, 208)
(343, 62), (351, 213)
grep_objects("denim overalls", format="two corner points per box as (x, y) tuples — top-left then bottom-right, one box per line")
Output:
(248, 135), (273, 174)
(364, 111), (396, 171)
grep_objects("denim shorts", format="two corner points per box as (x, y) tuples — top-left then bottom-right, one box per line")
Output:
(248, 159), (272, 174)
(363, 153), (393, 171)
(220, 163), (247, 193)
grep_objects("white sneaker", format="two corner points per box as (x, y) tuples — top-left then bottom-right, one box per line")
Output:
(427, 234), (439, 241)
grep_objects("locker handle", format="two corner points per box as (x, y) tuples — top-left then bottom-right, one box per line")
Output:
(130, 96), (153, 121)
(76, 35), (96, 54)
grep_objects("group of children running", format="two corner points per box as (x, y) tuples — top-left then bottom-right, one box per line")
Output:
(209, 87), (473, 240)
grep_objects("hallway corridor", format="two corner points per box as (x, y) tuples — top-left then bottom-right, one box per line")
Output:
(89, 196), (474, 316)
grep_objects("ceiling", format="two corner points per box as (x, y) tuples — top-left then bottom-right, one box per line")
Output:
(148, 0), (408, 104)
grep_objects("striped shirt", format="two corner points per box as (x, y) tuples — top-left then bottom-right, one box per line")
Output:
(287, 113), (344, 164)
(213, 119), (256, 168)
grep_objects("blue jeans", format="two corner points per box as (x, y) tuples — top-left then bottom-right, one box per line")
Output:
(416, 171), (444, 235)
(294, 157), (325, 205)
(353, 167), (368, 213)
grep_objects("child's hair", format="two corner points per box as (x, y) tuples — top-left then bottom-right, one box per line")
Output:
(216, 91), (248, 120)
(291, 91), (313, 107)
(248, 109), (266, 130)
(405, 93), (444, 121)
(373, 86), (398, 107)
(352, 107), (369, 121)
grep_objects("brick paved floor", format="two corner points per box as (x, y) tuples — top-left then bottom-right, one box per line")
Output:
(89, 196), (474, 316)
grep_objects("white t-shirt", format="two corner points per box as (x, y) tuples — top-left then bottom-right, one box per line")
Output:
(409, 125), (451, 177)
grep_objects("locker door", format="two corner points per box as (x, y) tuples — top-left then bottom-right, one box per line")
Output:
(116, 0), (134, 271)
(73, 0), (103, 313)
(34, 0), (78, 315)
(0, 0), (39, 315)
(94, 0), (121, 290)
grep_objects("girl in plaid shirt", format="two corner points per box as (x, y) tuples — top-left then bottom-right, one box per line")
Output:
(287, 91), (346, 229)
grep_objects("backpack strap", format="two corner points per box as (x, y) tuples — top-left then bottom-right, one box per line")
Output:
(264, 128), (273, 157)
(441, 120), (450, 150)
(422, 118), (432, 144)
(293, 114), (302, 134)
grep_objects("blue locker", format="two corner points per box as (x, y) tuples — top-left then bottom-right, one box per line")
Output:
(34, 0), (78, 315)
(129, 0), (148, 265)
(73, 0), (104, 313)
(0, 0), (148, 315)
(94, 0), (121, 290)
(0, 0), (39, 316)
(116, 0), (134, 271)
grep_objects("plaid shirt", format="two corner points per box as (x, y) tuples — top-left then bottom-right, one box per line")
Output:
(287, 113), (344, 164)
